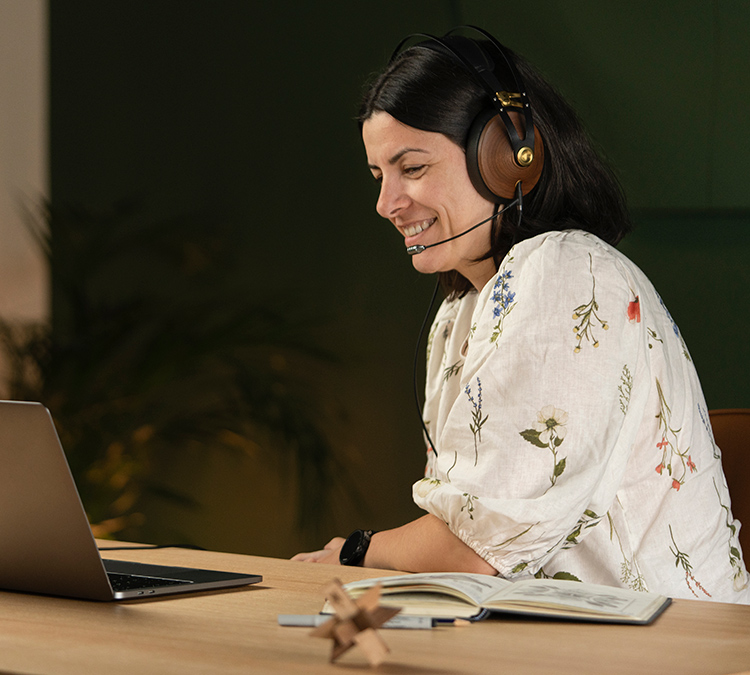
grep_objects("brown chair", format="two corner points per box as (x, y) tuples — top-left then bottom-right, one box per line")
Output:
(709, 409), (750, 557)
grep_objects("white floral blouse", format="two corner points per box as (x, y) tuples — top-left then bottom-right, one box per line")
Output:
(414, 230), (750, 603)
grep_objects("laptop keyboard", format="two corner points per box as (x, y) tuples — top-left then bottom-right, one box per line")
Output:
(107, 572), (193, 592)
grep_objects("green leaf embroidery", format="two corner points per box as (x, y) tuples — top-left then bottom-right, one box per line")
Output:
(554, 457), (567, 477)
(520, 428), (547, 448)
(519, 406), (569, 490)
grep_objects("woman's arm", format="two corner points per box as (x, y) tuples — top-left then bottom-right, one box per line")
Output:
(291, 514), (497, 574)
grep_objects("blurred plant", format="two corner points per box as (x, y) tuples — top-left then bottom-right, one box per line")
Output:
(0, 200), (353, 543)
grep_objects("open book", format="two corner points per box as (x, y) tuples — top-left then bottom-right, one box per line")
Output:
(326, 573), (671, 625)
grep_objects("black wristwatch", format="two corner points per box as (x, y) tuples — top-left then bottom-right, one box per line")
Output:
(339, 529), (376, 566)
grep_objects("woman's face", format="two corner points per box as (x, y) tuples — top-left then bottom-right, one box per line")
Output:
(362, 111), (498, 291)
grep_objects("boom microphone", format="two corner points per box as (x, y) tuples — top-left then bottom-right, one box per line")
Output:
(405, 197), (518, 255)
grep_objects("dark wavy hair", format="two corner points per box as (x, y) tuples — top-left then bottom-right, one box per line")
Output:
(359, 38), (632, 297)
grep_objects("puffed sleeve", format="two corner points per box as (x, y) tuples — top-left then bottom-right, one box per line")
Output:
(413, 231), (648, 577)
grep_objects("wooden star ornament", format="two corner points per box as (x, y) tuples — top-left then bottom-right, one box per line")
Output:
(310, 578), (401, 666)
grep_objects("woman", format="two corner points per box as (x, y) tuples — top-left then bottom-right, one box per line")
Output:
(293, 28), (750, 602)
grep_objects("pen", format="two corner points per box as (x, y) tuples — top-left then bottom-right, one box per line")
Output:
(277, 614), (467, 629)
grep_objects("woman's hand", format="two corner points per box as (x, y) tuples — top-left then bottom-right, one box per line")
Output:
(291, 537), (345, 564)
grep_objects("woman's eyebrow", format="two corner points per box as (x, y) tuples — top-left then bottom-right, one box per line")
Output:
(368, 147), (429, 170)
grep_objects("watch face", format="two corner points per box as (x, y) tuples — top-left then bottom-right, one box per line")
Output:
(340, 530), (372, 566)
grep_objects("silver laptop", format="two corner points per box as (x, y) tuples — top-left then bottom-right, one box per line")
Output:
(0, 400), (262, 600)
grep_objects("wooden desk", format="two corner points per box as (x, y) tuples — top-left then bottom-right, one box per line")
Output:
(0, 543), (748, 675)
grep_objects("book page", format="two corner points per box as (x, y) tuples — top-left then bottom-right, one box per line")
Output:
(486, 579), (660, 618)
(345, 573), (512, 606)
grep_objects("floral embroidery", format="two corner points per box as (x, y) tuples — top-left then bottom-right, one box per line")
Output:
(608, 512), (648, 592)
(534, 568), (582, 582)
(461, 493), (478, 520)
(697, 403), (721, 460)
(491, 523), (536, 552)
(658, 295), (680, 338)
(572, 254), (609, 352)
(442, 361), (462, 382)
(490, 260), (516, 344)
(658, 295), (692, 362)
(646, 327), (662, 350)
(520, 406), (569, 490)
(446, 451), (458, 482)
(618, 365), (633, 415)
(425, 321), (439, 369)
(414, 477), (442, 498)
(465, 378), (488, 466)
(563, 509), (603, 549)
(713, 479), (748, 591)
(669, 524), (711, 598)
(627, 295), (641, 323)
(655, 378), (693, 489)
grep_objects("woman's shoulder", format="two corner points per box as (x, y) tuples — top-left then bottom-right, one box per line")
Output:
(482, 229), (635, 294)
(511, 229), (625, 264)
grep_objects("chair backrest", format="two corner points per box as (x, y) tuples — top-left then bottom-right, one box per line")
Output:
(709, 409), (750, 557)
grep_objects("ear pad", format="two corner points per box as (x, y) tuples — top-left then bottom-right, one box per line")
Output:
(466, 108), (545, 202)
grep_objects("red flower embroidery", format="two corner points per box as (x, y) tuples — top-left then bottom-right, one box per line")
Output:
(655, 463), (664, 475)
(687, 456), (697, 473)
(627, 296), (641, 323)
(656, 437), (668, 450)
(672, 479), (681, 491)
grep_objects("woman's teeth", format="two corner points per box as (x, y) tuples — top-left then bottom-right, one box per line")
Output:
(403, 218), (435, 237)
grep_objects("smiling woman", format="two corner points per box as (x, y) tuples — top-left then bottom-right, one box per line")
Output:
(362, 114), (497, 290)
(292, 27), (750, 605)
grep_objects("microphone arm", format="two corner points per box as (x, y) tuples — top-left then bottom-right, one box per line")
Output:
(406, 197), (519, 255)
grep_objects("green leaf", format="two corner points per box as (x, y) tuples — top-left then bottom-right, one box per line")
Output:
(520, 428), (547, 448)
(566, 527), (581, 544)
(554, 457), (567, 477)
(512, 562), (528, 574)
(552, 571), (582, 582)
(584, 509), (599, 519)
(731, 547), (741, 559)
(554, 435), (565, 447)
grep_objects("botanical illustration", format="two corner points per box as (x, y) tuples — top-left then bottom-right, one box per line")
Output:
(563, 509), (603, 549)
(465, 377), (488, 466)
(646, 327), (663, 350)
(607, 512), (648, 592)
(697, 403), (721, 460)
(425, 321), (439, 370)
(520, 406), (569, 491)
(713, 478), (748, 591)
(461, 493), (478, 520)
(414, 477), (442, 499)
(533, 568), (582, 582)
(627, 294), (641, 323)
(618, 365), (633, 415)
(490, 259), (516, 344)
(490, 523), (536, 553)
(572, 254), (609, 353)
(658, 295), (692, 362)
(668, 524), (711, 598)
(443, 360), (463, 382)
(654, 378), (695, 490)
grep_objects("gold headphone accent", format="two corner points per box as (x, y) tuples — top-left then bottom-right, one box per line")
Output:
(496, 91), (523, 108)
(516, 146), (534, 167)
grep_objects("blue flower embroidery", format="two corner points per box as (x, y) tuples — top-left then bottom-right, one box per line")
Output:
(490, 266), (516, 343)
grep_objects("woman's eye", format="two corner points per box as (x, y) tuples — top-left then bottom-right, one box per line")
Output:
(403, 165), (426, 176)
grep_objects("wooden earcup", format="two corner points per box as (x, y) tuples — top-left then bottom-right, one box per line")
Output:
(466, 108), (545, 202)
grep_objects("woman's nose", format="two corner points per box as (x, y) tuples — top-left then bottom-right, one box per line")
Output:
(376, 178), (409, 219)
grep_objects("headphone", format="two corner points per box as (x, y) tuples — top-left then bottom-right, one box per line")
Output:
(390, 26), (544, 204)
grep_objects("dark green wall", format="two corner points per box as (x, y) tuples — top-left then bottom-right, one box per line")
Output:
(49, 1), (749, 556)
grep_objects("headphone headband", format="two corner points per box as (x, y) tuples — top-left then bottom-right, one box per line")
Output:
(389, 26), (536, 169)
